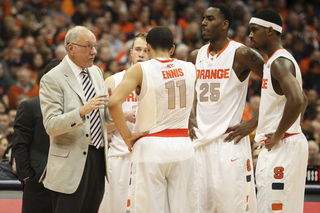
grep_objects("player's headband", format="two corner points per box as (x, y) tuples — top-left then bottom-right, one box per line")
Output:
(249, 17), (282, 33)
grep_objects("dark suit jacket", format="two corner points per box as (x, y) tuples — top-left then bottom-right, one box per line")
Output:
(13, 96), (49, 186)
(13, 96), (53, 212)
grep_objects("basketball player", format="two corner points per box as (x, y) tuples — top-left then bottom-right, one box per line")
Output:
(108, 26), (199, 213)
(99, 33), (149, 213)
(248, 9), (308, 212)
(187, 4), (265, 213)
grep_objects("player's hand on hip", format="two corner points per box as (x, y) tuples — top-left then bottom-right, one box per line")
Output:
(264, 134), (281, 151)
(224, 120), (255, 144)
(188, 117), (198, 141)
(125, 131), (149, 152)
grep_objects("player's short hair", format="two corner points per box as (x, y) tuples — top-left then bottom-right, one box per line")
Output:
(250, 9), (282, 34)
(146, 26), (173, 51)
(211, 3), (233, 28)
(132, 32), (148, 49)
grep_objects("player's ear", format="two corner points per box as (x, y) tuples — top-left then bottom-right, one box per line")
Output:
(169, 44), (175, 56)
(267, 27), (274, 35)
(146, 43), (151, 52)
(222, 20), (229, 31)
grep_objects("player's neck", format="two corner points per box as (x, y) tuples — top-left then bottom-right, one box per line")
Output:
(209, 38), (230, 55)
(150, 49), (171, 59)
(266, 38), (283, 58)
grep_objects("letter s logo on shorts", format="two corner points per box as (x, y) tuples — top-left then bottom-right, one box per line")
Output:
(274, 167), (284, 179)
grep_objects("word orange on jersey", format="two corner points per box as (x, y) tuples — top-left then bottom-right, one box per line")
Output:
(126, 92), (137, 102)
(162, 68), (184, 79)
(261, 79), (268, 89)
(197, 69), (230, 79)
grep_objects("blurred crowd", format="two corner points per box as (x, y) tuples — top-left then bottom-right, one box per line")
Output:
(0, 0), (320, 179)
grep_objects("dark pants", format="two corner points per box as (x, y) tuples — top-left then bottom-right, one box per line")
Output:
(51, 146), (106, 213)
(22, 182), (53, 213)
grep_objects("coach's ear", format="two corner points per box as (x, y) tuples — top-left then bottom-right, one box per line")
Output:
(169, 44), (175, 56)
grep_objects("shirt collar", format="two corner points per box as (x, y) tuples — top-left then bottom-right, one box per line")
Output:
(65, 55), (84, 78)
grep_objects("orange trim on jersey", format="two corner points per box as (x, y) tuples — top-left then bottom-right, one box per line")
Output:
(265, 48), (286, 64)
(141, 129), (189, 138)
(271, 203), (283, 211)
(262, 133), (298, 146)
(155, 58), (175, 63)
(207, 40), (232, 58)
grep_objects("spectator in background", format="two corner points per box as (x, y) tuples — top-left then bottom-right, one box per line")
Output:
(0, 138), (17, 180)
(46, 0), (71, 28)
(303, 60), (320, 93)
(0, 100), (7, 113)
(303, 89), (318, 122)
(0, 47), (22, 79)
(281, 31), (294, 50)
(7, 108), (16, 125)
(95, 45), (111, 72)
(0, 136), (8, 160)
(0, 63), (9, 105)
(299, 50), (320, 75)
(8, 67), (39, 108)
(308, 140), (319, 165)
(72, 3), (89, 26)
(0, 124), (8, 139)
(104, 59), (119, 79)
(109, 23), (127, 65)
(15, 94), (29, 108)
(233, 25), (247, 44)
(28, 53), (45, 85)
(243, 95), (261, 121)
(174, 43), (189, 61)
(0, 112), (9, 131)
(54, 44), (67, 61)
(291, 37), (306, 63)
(20, 35), (37, 67)
(248, 95), (260, 117)
(5, 61), (23, 88)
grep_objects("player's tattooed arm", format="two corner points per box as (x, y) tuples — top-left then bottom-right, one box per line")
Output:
(234, 46), (265, 79)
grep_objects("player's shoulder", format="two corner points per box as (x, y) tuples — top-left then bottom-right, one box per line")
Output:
(187, 49), (200, 64)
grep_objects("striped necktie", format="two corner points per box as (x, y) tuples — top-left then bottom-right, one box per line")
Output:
(81, 69), (103, 148)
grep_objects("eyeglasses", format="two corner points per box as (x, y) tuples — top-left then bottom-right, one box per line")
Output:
(68, 42), (99, 51)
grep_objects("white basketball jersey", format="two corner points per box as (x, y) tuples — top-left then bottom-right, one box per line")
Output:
(133, 58), (196, 134)
(255, 48), (302, 143)
(108, 70), (137, 156)
(193, 40), (249, 148)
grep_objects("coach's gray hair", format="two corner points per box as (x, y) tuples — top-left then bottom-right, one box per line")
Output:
(64, 26), (89, 49)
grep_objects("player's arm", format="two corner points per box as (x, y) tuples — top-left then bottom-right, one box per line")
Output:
(224, 47), (264, 143)
(104, 76), (117, 133)
(189, 65), (198, 141)
(265, 57), (304, 150)
(224, 113), (259, 143)
(108, 63), (147, 150)
(234, 46), (265, 79)
(105, 76), (137, 133)
(301, 91), (308, 118)
(187, 49), (199, 65)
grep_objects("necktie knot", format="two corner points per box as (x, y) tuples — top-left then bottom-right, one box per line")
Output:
(81, 69), (88, 75)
